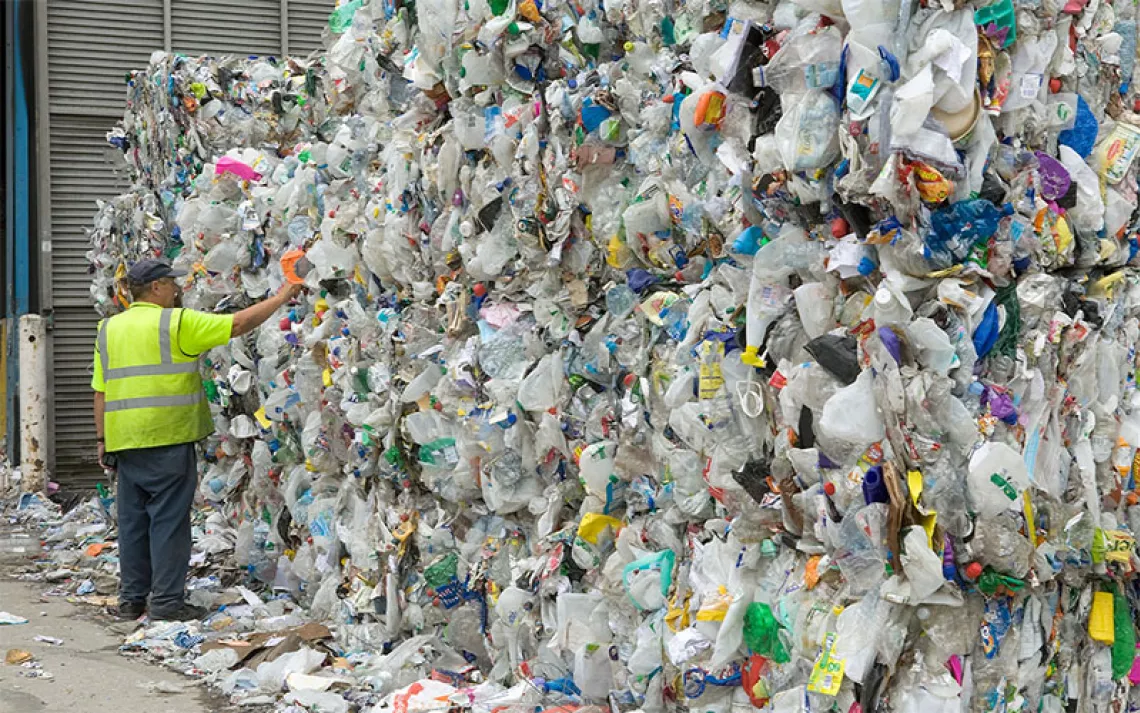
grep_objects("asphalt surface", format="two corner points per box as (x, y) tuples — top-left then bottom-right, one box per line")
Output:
(0, 577), (215, 713)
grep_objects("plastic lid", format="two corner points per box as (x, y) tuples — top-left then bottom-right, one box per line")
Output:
(741, 345), (765, 367)
(823, 482), (836, 496)
(965, 562), (983, 579)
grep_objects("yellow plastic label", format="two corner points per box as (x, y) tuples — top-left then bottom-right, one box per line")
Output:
(1105, 530), (1135, 564)
(807, 630), (846, 695)
(253, 407), (272, 429)
(1096, 121), (1140, 183)
(698, 342), (724, 400)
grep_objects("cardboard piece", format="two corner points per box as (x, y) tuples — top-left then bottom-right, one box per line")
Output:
(199, 623), (332, 669)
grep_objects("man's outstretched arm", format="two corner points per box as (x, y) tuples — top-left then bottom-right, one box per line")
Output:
(231, 283), (303, 337)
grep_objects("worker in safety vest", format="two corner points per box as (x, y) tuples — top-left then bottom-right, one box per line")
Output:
(92, 259), (302, 621)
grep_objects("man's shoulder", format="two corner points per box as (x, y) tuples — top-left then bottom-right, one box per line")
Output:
(178, 307), (229, 322)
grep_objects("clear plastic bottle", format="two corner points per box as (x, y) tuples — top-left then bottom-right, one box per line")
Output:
(248, 522), (279, 584)
(832, 503), (888, 594)
(605, 283), (638, 319)
(916, 602), (978, 656)
(871, 283), (913, 326)
(971, 512), (1033, 578)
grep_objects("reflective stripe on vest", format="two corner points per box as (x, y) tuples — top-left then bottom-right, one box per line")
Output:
(103, 392), (204, 412)
(98, 305), (214, 451)
(98, 309), (198, 382)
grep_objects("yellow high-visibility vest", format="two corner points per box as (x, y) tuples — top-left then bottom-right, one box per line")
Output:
(97, 306), (214, 452)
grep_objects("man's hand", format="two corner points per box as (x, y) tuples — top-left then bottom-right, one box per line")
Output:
(280, 282), (304, 301)
(232, 282), (306, 337)
(98, 442), (114, 471)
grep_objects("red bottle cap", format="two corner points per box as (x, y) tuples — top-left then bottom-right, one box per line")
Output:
(830, 217), (849, 238)
(965, 562), (983, 579)
(823, 482), (836, 496)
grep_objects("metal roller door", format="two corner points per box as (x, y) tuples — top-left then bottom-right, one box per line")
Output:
(41, 0), (164, 489)
(172, 0), (281, 58)
(287, 0), (336, 56)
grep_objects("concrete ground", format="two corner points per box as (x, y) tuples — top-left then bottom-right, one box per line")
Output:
(0, 578), (218, 713)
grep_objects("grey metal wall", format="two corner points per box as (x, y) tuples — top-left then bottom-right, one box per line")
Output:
(37, 0), (335, 489)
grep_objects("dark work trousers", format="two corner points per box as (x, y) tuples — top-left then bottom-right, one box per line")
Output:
(116, 442), (197, 616)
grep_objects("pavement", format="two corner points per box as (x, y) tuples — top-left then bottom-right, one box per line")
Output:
(0, 578), (218, 713)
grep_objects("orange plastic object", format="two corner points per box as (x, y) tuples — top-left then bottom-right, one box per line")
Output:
(281, 248), (311, 285)
(694, 91), (727, 128)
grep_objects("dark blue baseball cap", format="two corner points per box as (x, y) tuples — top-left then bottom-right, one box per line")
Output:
(127, 259), (187, 285)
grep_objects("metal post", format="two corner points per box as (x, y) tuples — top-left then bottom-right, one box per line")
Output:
(6, 0), (35, 465)
(32, 0), (54, 478)
(4, 0), (14, 463)
(18, 315), (47, 492)
(34, 0), (52, 317)
(12, 0), (29, 320)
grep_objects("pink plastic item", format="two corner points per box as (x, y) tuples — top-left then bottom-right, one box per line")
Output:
(947, 655), (964, 685)
(1128, 644), (1140, 685)
(216, 156), (263, 182)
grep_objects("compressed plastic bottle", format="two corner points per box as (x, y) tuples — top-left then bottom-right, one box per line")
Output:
(871, 283), (913, 326)
(248, 522), (279, 584)
(970, 512), (1033, 578)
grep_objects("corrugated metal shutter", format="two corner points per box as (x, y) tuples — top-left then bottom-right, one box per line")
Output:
(45, 0), (163, 490)
(49, 119), (128, 458)
(172, 0), (282, 57)
(46, 1), (164, 113)
(287, 0), (335, 56)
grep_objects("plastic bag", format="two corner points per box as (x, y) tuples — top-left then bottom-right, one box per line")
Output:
(742, 602), (791, 663)
(776, 91), (841, 172)
(818, 370), (886, 449)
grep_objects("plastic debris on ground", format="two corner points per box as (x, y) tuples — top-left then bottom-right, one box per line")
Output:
(43, 0), (1140, 711)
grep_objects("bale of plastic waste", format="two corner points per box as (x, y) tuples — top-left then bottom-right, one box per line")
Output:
(78, 0), (1140, 710)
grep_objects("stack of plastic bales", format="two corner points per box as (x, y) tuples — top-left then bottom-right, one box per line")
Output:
(84, 0), (1140, 711)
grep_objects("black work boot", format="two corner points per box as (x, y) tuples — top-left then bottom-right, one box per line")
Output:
(112, 601), (147, 619)
(150, 603), (207, 621)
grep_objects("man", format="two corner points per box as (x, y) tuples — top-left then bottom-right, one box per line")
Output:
(92, 259), (302, 621)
